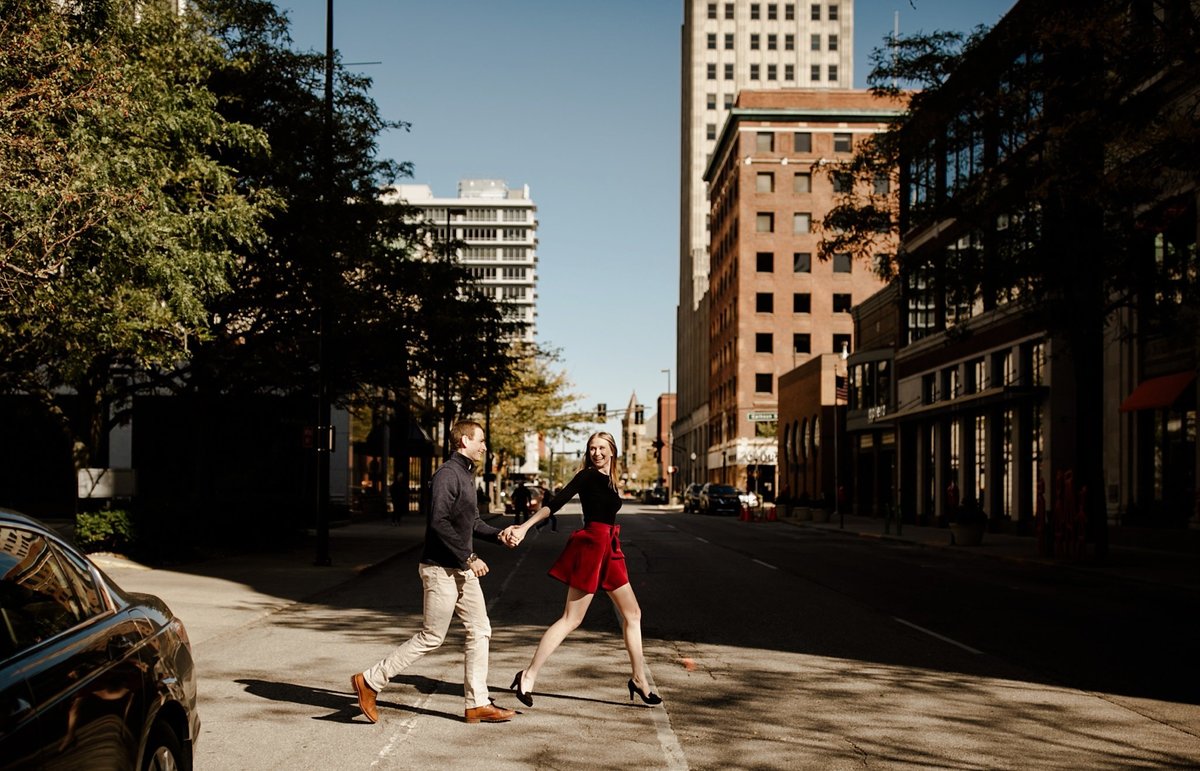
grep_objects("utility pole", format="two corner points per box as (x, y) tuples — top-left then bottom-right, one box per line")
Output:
(313, 0), (335, 566)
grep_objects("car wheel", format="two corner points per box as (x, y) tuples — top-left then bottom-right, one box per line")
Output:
(143, 723), (188, 771)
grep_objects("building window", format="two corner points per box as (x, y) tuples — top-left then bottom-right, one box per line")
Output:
(725, 3), (734, 19)
(793, 333), (811, 353)
(785, 33), (795, 50)
(755, 333), (773, 353)
(707, 124), (717, 141)
(828, 64), (839, 81)
(833, 333), (852, 354)
(756, 292), (774, 312)
(725, 33), (734, 49)
(707, 63), (717, 80)
(793, 252), (811, 272)
(756, 132), (774, 152)
(786, 3), (795, 20)
(833, 132), (852, 152)
(811, 3), (820, 20)
(756, 172), (774, 193)
(828, 34), (838, 51)
(724, 93), (735, 108)
(751, 3), (760, 20)
(756, 252), (775, 272)
(755, 373), (774, 393)
(793, 212), (812, 233)
(756, 213), (775, 232)
(833, 253), (851, 273)
(707, 33), (717, 50)
(810, 33), (821, 51)
(833, 293), (852, 312)
(832, 172), (852, 193)
(750, 33), (760, 50)
(785, 64), (795, 80)
(750, 63), (760, 80)
(873, 174), (890, 195)
(811, 64), (821, 81)
(767, 64), (777, 80)
(829, 4), (839, 20)
(793, 293), (811, 313)
(923, 373), (937, 405)
(707, 93), (717, 110)
(724, 63), (734, 80)
(794, 132), (812, 153)
(768, 3), (778, 20)
(708, 2), (717, 19)
(768, 34), (777, 50)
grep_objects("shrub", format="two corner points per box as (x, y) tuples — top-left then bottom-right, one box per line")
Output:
(74, 509), (137, 554)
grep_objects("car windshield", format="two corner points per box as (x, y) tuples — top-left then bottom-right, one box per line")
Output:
(711, 485), (736, 495)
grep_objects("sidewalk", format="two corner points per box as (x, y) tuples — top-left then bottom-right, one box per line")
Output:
(772, 510), (1200, 593)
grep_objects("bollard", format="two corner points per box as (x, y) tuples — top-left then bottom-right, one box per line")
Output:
(765, 505), (777, 522)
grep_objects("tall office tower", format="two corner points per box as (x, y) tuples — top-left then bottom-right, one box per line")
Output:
(677, 1), (855, 485)
(387, 180), (539, 343)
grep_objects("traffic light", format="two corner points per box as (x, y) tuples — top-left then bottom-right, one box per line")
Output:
(596, 403), (607, 421)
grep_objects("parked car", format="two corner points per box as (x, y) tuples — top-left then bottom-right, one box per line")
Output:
(642, 486), (668, 505)
(698, 483), (742, 515)
(503, 482), (546, 521)
(682, 483), (703, 513)
(0, 508), (199, 770)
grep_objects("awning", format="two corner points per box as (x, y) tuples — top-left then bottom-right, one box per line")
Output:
(1119, 371), (1196, 412)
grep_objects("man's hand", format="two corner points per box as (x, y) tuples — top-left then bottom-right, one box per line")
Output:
(470, 556), (489, 577)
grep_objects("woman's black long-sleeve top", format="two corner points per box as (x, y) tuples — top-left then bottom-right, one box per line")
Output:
(544, 467), (622, 525)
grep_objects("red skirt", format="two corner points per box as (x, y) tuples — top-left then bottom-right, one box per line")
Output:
(548, 522), (629, 593)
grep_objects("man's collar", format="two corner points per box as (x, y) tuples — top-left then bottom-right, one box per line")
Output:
(452, 451), (476, 472)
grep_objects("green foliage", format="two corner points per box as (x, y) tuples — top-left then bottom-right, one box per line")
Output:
(74, 508), (136, 554)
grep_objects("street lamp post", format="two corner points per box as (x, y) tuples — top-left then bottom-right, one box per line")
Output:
(313, 0), (336, 567)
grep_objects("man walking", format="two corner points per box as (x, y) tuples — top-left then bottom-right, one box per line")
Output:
(351, 420), (519, 724)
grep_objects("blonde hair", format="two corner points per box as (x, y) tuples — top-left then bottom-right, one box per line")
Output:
(582, 431), (620, 491)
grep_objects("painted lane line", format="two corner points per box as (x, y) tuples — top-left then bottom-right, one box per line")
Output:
(752, 558), (778, 570)
(893, 617), (983, 655)
(695, 537), (709, 543)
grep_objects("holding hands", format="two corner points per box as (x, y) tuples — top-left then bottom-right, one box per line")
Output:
(499, 526), (525, 548)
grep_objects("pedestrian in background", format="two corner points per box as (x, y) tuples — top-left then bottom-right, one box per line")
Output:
(350, 420), (521, 724)
(511, 481), (530, 525)
(505, 431), (663, 709)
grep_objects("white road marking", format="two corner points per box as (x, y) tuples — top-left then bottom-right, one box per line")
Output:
(893, 617), (983, 655)
(694, 537), (708, 543)
(752, 559), (778, 570)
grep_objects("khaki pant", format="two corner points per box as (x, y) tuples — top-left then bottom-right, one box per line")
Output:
(363, 562), (492, 709)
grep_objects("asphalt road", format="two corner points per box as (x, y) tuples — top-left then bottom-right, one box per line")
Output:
(188, 505), (1200, 769)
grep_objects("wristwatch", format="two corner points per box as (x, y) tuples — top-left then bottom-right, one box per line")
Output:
(466, 553), (479, 566)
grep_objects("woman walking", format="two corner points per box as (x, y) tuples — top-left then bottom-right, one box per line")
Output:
(506, 431), (662, 708)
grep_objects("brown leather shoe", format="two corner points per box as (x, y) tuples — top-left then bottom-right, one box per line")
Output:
(464, 700), (516, 723)
(351, 673), (378, 723)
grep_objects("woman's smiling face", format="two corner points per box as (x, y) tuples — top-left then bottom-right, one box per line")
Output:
(588, 437), (612, 473)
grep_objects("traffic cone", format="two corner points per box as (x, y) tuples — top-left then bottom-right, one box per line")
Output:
(739, 504), (750, 521)
(765, 505), (777, 522)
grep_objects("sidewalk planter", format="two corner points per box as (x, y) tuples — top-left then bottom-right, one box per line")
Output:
(811, 508), (832, 523)
(794, 506), (813, 521)
(950, 522), (985, 546)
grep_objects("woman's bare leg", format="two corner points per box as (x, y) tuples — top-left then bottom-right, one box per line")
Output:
(607, 583), (652, 692)
(522, 586), (593, 692)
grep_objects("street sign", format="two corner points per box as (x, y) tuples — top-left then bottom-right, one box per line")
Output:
(747, 411), (777, 422)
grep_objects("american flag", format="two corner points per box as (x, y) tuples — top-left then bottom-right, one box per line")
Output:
(835, 375), (848, 402)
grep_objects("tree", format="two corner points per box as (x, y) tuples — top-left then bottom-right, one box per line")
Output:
(0, 0), (269, 478)
(488, 346), (586, 473)
(822, 0), (1200, 553)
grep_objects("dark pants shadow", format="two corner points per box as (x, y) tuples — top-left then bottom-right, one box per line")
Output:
(233, 678), (461, 723)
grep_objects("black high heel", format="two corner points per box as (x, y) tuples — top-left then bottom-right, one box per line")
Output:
(511, 670), (533, 707)
(627, 678), (662, 706)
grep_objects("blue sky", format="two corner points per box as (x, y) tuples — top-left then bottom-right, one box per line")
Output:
(275, 0), (1013, 446)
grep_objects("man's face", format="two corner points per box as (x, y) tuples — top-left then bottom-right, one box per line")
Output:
(461, 427), (487, 463)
